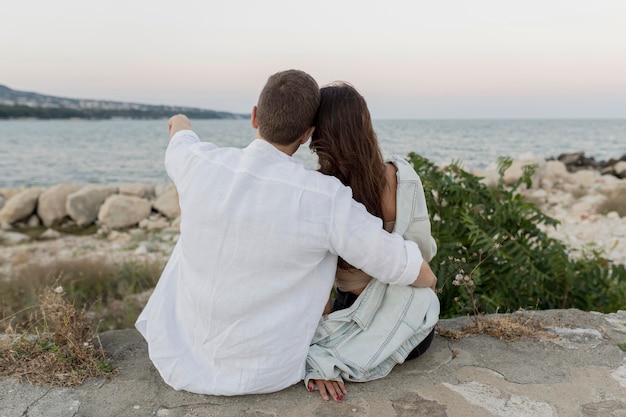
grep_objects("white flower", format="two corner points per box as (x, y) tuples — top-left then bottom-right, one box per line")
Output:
(453, 273), (464, 286)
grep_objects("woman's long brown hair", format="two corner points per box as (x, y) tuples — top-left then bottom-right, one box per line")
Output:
(310, 82), (387, 270)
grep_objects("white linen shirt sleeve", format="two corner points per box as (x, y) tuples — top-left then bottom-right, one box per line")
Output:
(165, 130), (212, 182)
(327, 185), (424, 287)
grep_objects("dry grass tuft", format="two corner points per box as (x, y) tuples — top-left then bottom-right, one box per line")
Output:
(0, 284), (116, 386)
(1, 257), (163, 332)
(437, 314), (558, 342)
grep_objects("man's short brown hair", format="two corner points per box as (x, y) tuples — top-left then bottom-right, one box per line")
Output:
(256, 70), (320, 146)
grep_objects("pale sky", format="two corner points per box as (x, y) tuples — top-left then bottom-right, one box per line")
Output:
(1, 0), (625, 119)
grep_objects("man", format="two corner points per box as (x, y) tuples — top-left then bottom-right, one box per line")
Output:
(135, 69), (436, 396)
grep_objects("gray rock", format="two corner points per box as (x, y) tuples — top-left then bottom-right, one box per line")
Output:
(153, 185), (180, 219)
(139, 215), (170, 230)
(501, 158), (544, 189)
(118, 183), (156, 199)
(567, 168), (600, 188)
(37, 183), (81, 227)
(26, 214), (40, 228)
(39, 228), (63, 240)
(615, 161), (626, 177)
(0, 187), (44, 224)
(0, 188), (20, 201)
(98, 194), (152, 229)
(66, 185), (118, 227)
(0, 230), (31, 244)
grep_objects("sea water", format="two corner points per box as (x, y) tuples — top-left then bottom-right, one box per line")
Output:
(0, 118), (624, 188)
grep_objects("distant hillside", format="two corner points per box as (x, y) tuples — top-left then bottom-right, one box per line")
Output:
(0, 84), (249, 120)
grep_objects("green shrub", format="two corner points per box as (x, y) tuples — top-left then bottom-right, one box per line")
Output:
(408, 153), (626, 318)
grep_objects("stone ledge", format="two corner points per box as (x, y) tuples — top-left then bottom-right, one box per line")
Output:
(1, 309), (625, 417)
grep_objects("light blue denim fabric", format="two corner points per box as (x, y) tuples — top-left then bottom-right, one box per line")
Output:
(305, 280), (439, 384)
(305, 156), (440, 385)
(389, 155), (437, 262)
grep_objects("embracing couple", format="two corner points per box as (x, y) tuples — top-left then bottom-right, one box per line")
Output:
(135, 69), (440, 401)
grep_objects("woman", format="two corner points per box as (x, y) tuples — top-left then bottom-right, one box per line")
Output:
(306, 82), (440, 401)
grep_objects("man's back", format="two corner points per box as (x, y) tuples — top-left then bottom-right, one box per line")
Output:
(137, 131), (349, 395)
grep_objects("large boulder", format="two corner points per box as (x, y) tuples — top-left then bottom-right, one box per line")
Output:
(0, 188), (21, 201)
(614, 161), (626, 178)
(98, 195), (152, 229)
(559, 169), (601, 196)
(0, 230), (31, 244)
(570, 194), (609, 216)
(0, 187), (44, 225)
(139, 214), (171, 231)
(501, 159), (544, 189)
(119, 183), (156, 199)
(66, 185), (118, 227)
(37, 183), (82, 227)
(540, 160), (568, 189)
(472, 167), (499, 188)
(153, 185), (180, 219)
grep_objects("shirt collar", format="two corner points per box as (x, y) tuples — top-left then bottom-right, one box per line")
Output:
(247, 139), (302, 164)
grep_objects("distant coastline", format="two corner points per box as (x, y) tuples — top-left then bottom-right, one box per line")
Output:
(0, 104), (249, 120)
(0, 84), (248, 120)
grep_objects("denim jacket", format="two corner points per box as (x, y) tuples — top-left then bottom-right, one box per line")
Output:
(305, 155), (440, 385)
(388, 155), (437, 262)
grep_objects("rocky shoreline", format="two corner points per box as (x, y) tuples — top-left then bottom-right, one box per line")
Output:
(550, 151), (626, 178)
(1, 153), (625, 283)
(474, 152), (626, 265)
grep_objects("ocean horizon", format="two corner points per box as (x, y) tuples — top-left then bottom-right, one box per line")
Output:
(1, 118), (625, 189)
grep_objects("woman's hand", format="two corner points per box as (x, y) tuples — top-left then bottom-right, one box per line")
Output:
(308, 379), (348, 401)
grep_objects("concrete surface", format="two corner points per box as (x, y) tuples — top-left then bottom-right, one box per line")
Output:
(1, 309), (625, 417)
